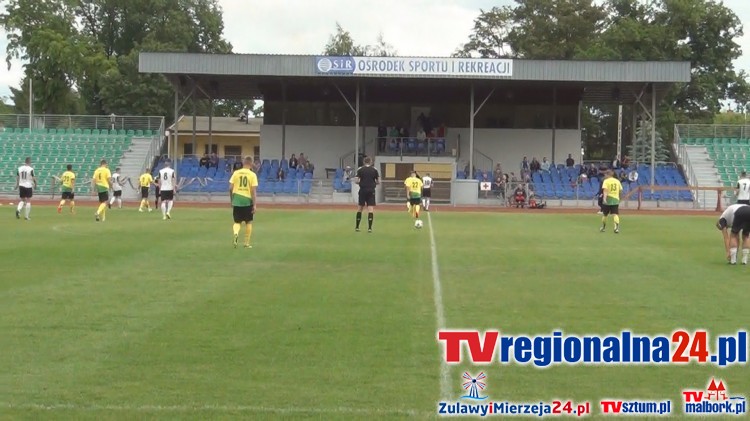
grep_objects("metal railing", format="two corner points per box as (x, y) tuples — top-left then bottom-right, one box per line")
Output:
(141, 120), (166, 175)
(0, 114), (165, 133)
(372, 137), (451, 162)
(675, 124), (750, 142)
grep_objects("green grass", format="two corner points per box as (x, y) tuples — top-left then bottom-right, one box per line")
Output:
(0, 205), (747, 420)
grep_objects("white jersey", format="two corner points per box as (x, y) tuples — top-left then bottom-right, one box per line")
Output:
(158, 167), (176, 191)
(111, 172), (123, 191)
(737, 178), (750, 201)
(719, 204), (747, 227)
(422, 176), (433, 189)
(17, 165), (35, 188)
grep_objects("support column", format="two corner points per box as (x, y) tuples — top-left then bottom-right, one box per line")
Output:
(552, 87), (557, 164)
(650, 83), (656, 191)
(173, 89), (179, 162)
(281, 81), (287, 159)
(208, 99), (214, 156)
(469, 84), (475, 178)
(355, 82), (360, 167)
(631, 105), (637, 165)
(578, 100), (583, 164)
(192, 97), (197, 157)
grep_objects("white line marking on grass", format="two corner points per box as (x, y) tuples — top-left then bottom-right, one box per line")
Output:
(427, 212), (450, 401)
(0, 402), (426, 416)
(51, 224), (96, 237)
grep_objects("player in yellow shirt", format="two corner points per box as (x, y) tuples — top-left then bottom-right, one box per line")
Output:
(600, 170), (623, 234)
(229, 156), (259, 248)
(57, 164), (76, 214)
(138, 170), (154, 212)
(404, 170), (424, 223)
(92, 159), (112, 222)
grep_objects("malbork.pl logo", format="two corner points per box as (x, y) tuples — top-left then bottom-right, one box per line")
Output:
(682, 378), (747, 416)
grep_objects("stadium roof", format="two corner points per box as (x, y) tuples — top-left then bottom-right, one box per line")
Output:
(139, 52), (691, 104)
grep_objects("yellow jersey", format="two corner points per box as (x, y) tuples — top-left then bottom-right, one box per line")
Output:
(404, 176), (423, 198)
(229, 168), (259, 207)
(61, 171), (75, 192)
(93, 167), (112, 193)
(602, 177), (623, 205)
(139, 173), (154, 187)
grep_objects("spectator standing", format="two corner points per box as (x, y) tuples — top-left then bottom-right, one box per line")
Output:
(621, 155), (631, 169)
(298, 153), (307, 169)
(289, 154), (298, 169)
(389, 126), (400, 138)
(530, 157), (540, 172)
(344, 166), (353, 182)
(377, 122), (387, 152)
(566, 154), (575, 167)
(521, 156), (529, 172)
(541, 157), (550, 172)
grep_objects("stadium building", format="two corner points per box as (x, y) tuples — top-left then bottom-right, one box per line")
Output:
(138, 53), (697, 206)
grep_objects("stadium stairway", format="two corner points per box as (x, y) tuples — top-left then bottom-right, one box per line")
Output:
(117, 136), (156, 200)
(682, 145), (723, 209)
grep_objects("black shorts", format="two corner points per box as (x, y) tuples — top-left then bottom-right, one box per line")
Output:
(160, 190), (174, 201)
(61, 191), (74, 200)
(113, 190), (122, 198)
(422, 188), (432, 198)
(358, 189), (376, 207)
(409, 197), (422, 205)
(602, 204), (619, 215)
(233, 206), (254, 223)
(731, 206), (750, 235)
(19, 187), (33, 199)
(141, 187), (149, 199)
(738, 199), (750, 205)
(155, 188), (160, 198)
(98, 191), (109, 203)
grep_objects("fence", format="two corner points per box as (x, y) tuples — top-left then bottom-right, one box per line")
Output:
(675, 124), (750, 143)
(0, 114), (165, 133)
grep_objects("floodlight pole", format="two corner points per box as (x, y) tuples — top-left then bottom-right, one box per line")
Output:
(355, 82), (360, 167)
(208, 99), (214, 156)
(617, 104), (623, 160)
(281, 80), (287, 159)
(173, 89), (179, 162)
(552, 87), (557, 164)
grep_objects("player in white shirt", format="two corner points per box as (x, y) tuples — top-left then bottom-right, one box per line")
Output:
(108, 168), (125, 209)
(716, 203), (750, 264)
(421, 173), (433, 211)
(158, 160), (177, 220)
(735, 171), (750, 205)
(15, 157), (37, 220)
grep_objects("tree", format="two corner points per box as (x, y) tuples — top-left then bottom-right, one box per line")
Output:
(627, 120), (670, 163)
(366, 32), (398, 57)
(454, 6), (515, 58)
(323, 22), (367, 56)
(1, 0), (233, 120)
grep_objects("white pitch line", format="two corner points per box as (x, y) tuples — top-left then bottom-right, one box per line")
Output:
(0, 402), (426, 416)
(427, 212), (450, 401)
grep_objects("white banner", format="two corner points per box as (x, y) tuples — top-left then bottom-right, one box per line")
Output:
(315, 56), (513, 78)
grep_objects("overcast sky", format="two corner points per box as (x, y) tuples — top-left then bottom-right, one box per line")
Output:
(1, 0), (749, 104)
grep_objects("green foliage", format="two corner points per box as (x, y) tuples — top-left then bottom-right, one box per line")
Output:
(626, 120), (671, 163)
(458, 0), (750, 160)
(0, 0), (232, 119)
(323, 24), (398, 57)
(714, 110), (749, 125)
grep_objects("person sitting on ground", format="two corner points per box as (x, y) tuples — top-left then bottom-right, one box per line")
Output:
(513, 185), (527, 208)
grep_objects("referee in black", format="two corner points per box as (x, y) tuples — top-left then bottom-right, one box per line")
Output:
(355, 156), (379, 232)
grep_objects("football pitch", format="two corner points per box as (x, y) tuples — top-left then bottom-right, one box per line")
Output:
(1, 205), (748, 420)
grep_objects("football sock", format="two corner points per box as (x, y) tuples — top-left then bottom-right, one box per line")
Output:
(16, 201), (24, 212)
(233, 223), (241, 236)
(139, 199), (145, 210)
(743, 248), (749, 264)
(59, 199), (65, 208)
(356, 211), (362, 229)
(70, 200), (75, 211)
(614, 215), (620, 225)
(109, 196), (115, 205)
(161, 202), (167, 216)
(116, 198), (122, 208)
(730, 247), (738, 264)
(425, 198), (430, 209)
(166, 201), (173, 214)
(24, 203), (31, 218)
(368, 212), (373, 229)
(244, 224), (253, 245)
(97, 203), (106, 215)
(415, 205), (420, 219)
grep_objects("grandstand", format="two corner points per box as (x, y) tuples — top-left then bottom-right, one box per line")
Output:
(0, 115), (164, 197)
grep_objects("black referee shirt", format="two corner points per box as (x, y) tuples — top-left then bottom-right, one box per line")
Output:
(356, 165), (379, 190)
